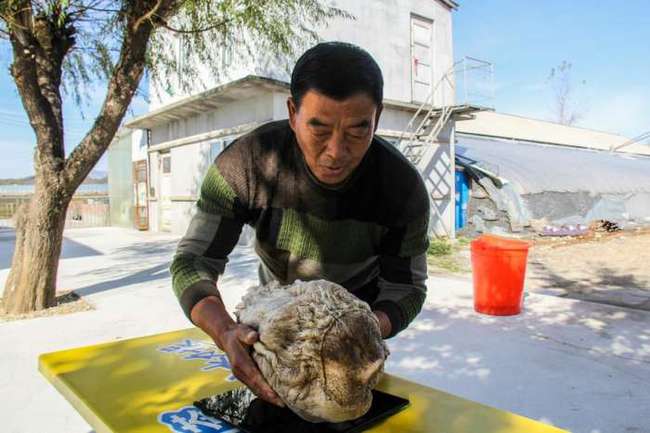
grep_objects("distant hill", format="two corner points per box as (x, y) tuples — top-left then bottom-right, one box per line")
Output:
(0, 169), (108, 185)
(0, 176), (35, 185)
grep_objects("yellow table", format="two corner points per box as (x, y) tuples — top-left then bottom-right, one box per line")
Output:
(39, 328), (568, 433)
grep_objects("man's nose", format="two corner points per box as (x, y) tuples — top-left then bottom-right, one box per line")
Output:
(325, 131), (348, 161)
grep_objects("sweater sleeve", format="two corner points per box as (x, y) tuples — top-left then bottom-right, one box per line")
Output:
(372, 176), (430, 338)
(170, 140), (253, 322)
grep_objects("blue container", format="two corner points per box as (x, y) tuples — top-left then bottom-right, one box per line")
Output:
(455, 170), (470, 230)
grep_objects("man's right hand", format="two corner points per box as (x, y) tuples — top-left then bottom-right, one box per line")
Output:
(191, 295), (284, 407)
(216, 322), (285, 407)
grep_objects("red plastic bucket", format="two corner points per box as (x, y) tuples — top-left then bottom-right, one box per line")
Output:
(470, 235), (531, 315)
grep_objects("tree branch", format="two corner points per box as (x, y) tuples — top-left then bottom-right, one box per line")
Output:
(158, 17), (232, 34)
(4, 0), (80, 172)
(133, 0), (163, 31)
(6, 1), (66, 171)
(63, 0), (179, 192)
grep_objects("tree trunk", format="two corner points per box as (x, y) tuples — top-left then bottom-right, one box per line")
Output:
(2, 183), (70, 314)
(1, 0), (173, 314)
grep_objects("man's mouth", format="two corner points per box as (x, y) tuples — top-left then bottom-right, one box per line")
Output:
(323, 166), (344, 176)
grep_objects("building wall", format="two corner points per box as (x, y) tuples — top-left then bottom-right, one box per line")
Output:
(145, 90), (455, 236)
(131, 129), (147, 161)
(169, 141), (211, 199)
(141, 0), (458, 235)
(150, 133), (242, 234)
(149, 92), (276, 146)
(108, 132), (134, 228)
(317, 0), (454, 106)
(108, 129), (148, 229)
(417, 121), (455, 237)
(148, 151), (160, 232)
(150, 0), (455, 110)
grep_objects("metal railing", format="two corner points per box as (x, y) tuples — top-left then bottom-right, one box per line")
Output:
(397, 57), (494, 166)
(609, 131), (650, 152)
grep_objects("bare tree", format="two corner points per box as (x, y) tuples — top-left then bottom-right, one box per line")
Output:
(0, 0), (350, 314)
(547, 60), (586, 126)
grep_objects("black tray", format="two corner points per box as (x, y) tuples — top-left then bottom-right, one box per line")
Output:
(194, 387), (410, 433)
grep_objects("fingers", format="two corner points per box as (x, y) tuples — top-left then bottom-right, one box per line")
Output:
(225, 329), (284, 407)
(242, 362), (285, 407)
(235, 325), (259, 346)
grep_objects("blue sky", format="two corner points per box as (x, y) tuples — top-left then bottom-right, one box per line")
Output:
(1, 1), (649, 178)
(453, 0), (650, 137)
(0, 44), (148, 179)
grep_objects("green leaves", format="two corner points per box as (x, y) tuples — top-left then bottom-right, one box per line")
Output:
(147, 0), (354, 102)
(2, 0), (353, 108)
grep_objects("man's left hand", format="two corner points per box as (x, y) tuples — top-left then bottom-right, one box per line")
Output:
(373, 310), (392, 339)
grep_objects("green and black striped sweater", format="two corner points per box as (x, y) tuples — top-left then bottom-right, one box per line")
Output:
(171, 120), (430, 338)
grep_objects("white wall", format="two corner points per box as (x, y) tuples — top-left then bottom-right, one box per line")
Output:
(130, 129), (147, 161)
(170, 141), (211, 199)
(149, 141), (212, 234)
(148, 151), (160, 232)
(317, 0), (454, 105)
(416, 121), (455, 237)
(150, 92), (276, 146)
(150, 0), (455, 109)
(146, 88), (457, 235)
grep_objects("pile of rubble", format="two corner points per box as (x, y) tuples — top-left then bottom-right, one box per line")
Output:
(589, 219), (621, 233)
(538, 219), (621, 238)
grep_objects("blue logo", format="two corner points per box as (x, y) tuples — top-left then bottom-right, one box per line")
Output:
(159, 406), (240, 433)
(158, 339), (237, 381)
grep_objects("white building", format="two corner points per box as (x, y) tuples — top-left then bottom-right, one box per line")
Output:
(112, 0), (648, 238)
(120, 0), (467, 236)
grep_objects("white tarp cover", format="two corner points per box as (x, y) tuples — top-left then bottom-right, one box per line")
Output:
(456, 134), (650, 195)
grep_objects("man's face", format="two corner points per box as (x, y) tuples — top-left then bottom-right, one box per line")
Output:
(288, 90), (382, 185)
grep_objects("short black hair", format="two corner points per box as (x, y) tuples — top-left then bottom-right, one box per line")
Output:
(290, 42), (383, 109)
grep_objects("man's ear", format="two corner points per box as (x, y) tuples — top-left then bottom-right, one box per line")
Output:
(373, 103), (384, 132)
(287, 97), (298, 132)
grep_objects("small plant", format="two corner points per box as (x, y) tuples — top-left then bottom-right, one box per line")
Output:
(426, 236), (472, 274)
(428, 237), (453, 256)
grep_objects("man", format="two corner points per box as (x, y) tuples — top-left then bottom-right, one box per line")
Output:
(170, 42), (430, 408)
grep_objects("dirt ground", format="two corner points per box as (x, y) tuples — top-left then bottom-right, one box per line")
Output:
(526, 229), (650, 311)
(428, 228), (650, 312)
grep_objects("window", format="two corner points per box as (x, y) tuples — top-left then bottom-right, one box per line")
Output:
(162, 155), (171, 174)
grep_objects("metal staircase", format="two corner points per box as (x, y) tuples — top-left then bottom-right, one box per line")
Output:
(398, 57), (494, 167)
(401, 105), (454, 165)
(398, 63), (459, 166)
(397, 58), (492, 237)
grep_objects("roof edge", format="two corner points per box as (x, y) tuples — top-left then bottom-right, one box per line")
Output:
(125, 75), (289, 129)
(437, 0), (459, 10)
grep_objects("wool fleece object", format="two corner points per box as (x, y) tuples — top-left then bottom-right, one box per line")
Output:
(235, 279), (389, 423)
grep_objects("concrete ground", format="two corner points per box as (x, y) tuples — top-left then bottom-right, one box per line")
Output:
(1, 227), (649, 433)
